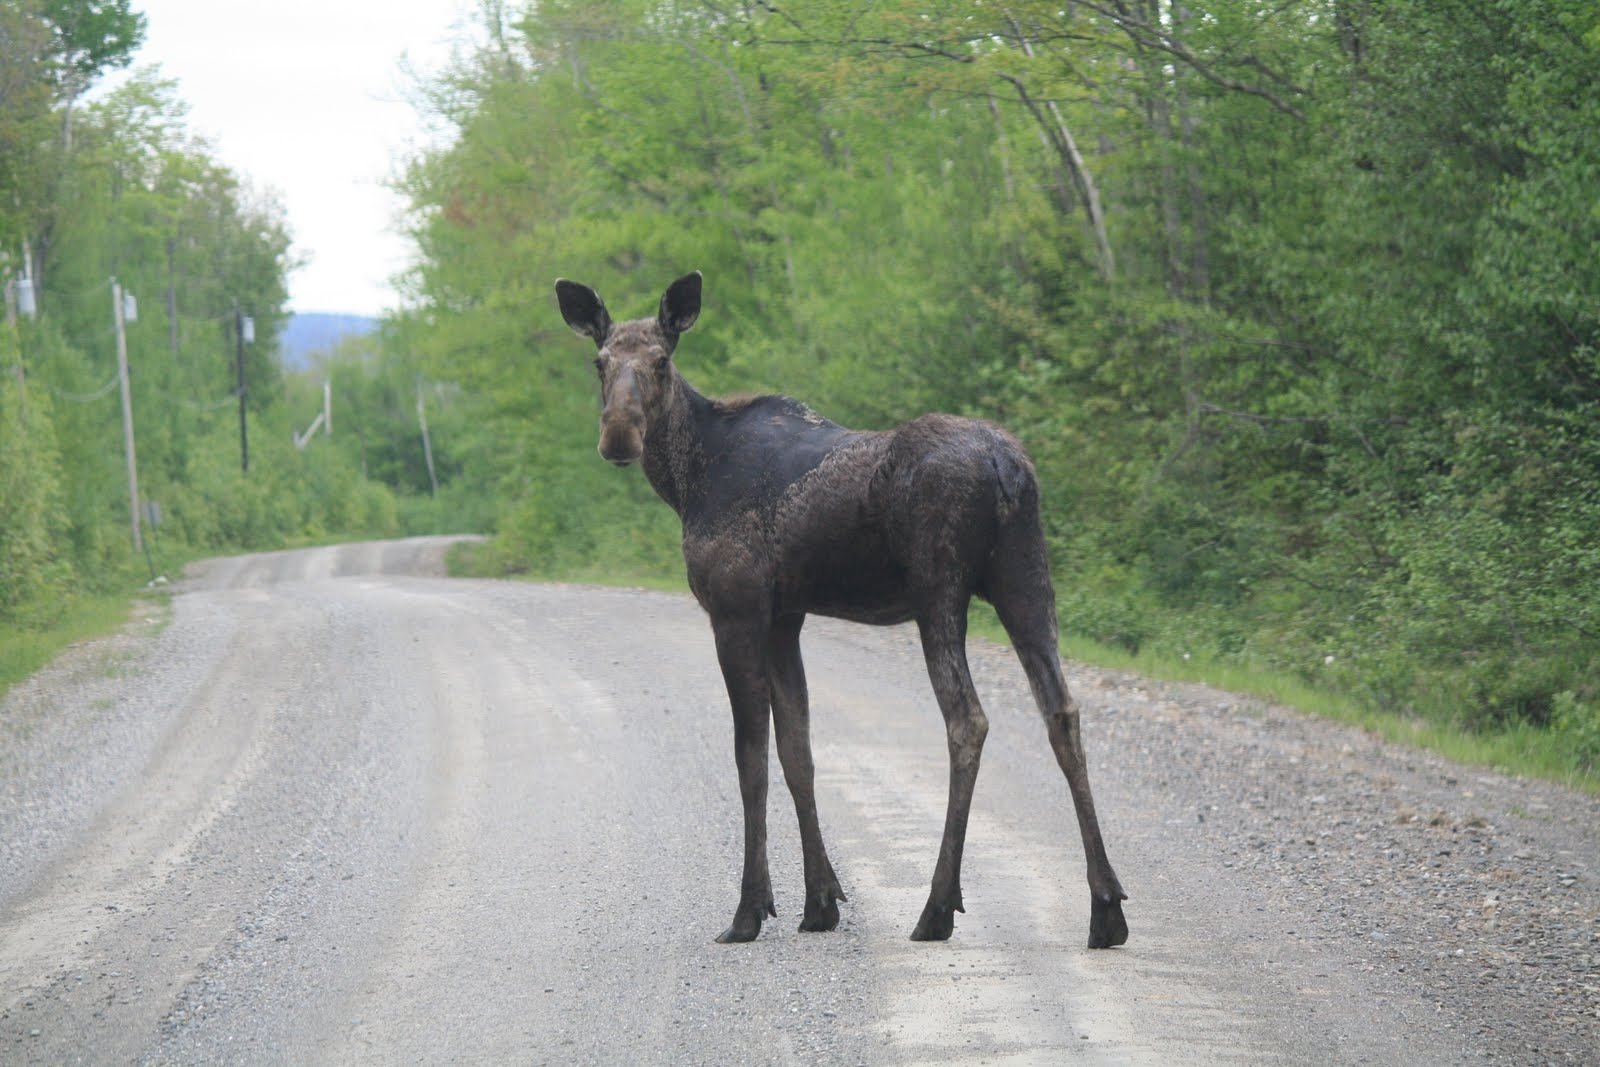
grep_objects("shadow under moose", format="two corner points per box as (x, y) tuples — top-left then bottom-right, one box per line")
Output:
(555, 271), (1128, 949)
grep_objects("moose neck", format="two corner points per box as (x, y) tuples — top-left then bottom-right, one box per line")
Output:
(639, 370), (714, 519)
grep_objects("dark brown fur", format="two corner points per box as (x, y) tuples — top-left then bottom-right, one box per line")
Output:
(556, 271), (1127, 947)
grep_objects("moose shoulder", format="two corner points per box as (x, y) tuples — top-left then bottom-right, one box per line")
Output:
(555, 271), (1127, 948)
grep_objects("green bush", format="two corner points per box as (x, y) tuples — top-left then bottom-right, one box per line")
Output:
(0, 336), (75, 623)
(1552, 691), (1600, 777)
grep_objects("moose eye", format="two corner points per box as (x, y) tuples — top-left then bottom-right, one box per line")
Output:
(593, 356), (606, 377)
(653, 351), (671, 376)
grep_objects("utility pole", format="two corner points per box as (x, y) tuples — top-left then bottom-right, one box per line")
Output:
(234, 304), (251, 473)
(22, 241), (37, 316)
(165, 237), (179, 362)
(417, 376), (438, 499)
(113, 277), (143, 555)
(5, 249), (36, 405)
(3, 262), (17, 404)
(3, 251), (14, 328)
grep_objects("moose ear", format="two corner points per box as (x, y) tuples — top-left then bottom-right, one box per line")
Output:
(555, 279), (613, 346)
(658, 271), (702, 336)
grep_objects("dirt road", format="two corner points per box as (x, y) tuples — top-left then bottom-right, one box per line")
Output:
(1, 537), (1595, 1064)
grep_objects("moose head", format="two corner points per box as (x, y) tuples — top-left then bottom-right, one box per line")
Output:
(555, 271), (702, 466)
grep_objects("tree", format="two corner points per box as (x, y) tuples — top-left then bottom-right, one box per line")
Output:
(43, 0), (147, 152)
(388, 0), (1599, 754)
(0, 326), (72, 618)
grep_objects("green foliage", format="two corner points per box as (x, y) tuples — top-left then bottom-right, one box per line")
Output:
(0, 43), (404, 635)
(41, 0), (147, 84)
(0, 329), (73, 621)
(1553, 691), (1600, 778)
(378, 0), (1600, 783)
(10, 0), (1584, 778)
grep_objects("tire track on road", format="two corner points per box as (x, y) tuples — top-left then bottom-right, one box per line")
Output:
(0, 593), (311, 1062)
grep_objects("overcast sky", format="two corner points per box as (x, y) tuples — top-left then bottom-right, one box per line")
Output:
(102, 0), (475, 317)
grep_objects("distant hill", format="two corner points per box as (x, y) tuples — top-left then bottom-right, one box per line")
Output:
(279, 313), (378, 371)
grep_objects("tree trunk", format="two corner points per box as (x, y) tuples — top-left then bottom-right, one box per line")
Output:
(1001, 20), (1115, 280)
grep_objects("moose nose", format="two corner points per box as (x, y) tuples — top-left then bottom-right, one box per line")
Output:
(598, 422), (644, 466)
(597, 367), (645, 465)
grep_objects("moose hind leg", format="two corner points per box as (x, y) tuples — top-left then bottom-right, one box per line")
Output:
(768, 615), (847, 933)
(712, 620), (778, 944)
(989, 548), (1128, 948)
(1041, 681), (1128, 949)
(911, 604), (989, 942)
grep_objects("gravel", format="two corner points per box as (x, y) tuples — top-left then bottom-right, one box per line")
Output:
(967, 648), (1600, 1062)
(1, 538), (1595, 1064)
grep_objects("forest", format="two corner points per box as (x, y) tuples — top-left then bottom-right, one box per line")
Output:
(3, 0), (1597, 781)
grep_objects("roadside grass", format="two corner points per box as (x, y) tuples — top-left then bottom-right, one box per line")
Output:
(0, 594), (143, 702)
(1071, 639), (1592, 792)
(964, 602), (1594, 794)
(448, 537), (691, 594)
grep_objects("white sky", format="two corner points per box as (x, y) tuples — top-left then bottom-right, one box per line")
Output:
(101, 0), (476, 316)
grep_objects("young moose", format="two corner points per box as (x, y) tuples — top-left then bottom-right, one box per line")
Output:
(556, 271), (1128, 949)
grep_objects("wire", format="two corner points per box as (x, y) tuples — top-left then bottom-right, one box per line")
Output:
(42, 374), (120, 403)
(154, 386), (240, 411)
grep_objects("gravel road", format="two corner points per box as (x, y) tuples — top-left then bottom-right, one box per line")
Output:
(1, 536), (1595, 1064)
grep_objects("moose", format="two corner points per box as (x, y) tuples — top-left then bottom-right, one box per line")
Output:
(555, 271), (1127, 949)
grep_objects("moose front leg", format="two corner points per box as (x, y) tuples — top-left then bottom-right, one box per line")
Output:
(712, 619), (777, 943)
(768, 614), (847, 933)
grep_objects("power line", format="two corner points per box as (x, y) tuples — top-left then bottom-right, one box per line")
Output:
(153, 385), (239, 411)
(42, 373), (120, 403)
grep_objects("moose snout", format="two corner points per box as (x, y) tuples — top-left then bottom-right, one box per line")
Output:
(598, 417), (644, 465)
(597, 366), (647, 465)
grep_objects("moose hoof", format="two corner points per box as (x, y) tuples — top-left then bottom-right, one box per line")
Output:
(799, 896), (841, 933)
(715, 900), (777, 943)
(1087, 892), (1129, 949)
(910, 898), (961, 942)
(715, 923), (760, 944)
